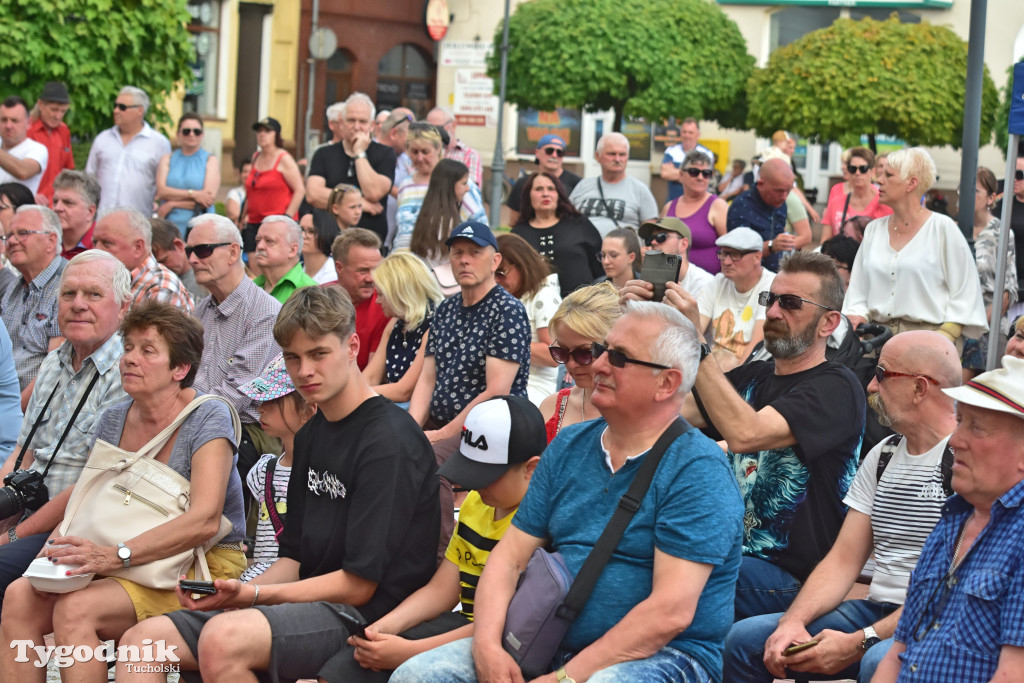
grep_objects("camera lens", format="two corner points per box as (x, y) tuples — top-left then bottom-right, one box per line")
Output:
(0, 486), (24, 521)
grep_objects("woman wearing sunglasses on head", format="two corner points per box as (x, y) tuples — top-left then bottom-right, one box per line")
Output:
(538, 283), (620, 442)
(843, 147), (987, 353)
(511, 171), (604, 298)
(821, 146), (893, 242)
(660, 151), (728, 275)
(155, 114), (220, 237)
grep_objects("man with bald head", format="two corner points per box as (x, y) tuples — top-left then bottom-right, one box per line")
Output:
(92, 207), (193, 312)
(252, 215), (317, 304)
(569, 132), (658, 237)
(724, 330), (962, 683)
(727, 157), (797, 271)
(426, 106), (482, 188)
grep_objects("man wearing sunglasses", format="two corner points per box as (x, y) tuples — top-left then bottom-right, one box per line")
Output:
(725, 330), (961, 683)
(726, 158), (797, 272)
(659, 118), (713, 202)
(417, 301), (743, 683)
(504, 134), (581, 226)
(668, 251), (865, 623)
(186, 214), (284, 494)
(570, 133), (658, 237)
(638, 217), (713, 297)
(84, 86), (170, 216)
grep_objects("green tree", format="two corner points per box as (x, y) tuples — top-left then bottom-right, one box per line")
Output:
(747, 16), (999, 150)
(486, 0), (754, 131)
(0, 0), (193, 138)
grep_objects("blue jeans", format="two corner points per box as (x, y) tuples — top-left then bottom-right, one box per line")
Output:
(734, 556), (803, 620)
(722, 598), (898, 683)
(390, 637), (712, 683)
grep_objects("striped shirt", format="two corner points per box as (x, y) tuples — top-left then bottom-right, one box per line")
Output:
(444, 490), (514, 619)
(844, 435), (950, 605)
(129, 254), (194, 312)
(445, 139), (482, 188)
(241, 453), (291, 581)
(0, 255), (66, 391)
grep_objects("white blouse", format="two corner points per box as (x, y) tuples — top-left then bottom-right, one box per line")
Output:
(842, 213), (987, 338)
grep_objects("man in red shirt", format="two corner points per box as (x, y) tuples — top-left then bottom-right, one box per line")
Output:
(331, 228), (389, 370)
(27, 82), (75, 204)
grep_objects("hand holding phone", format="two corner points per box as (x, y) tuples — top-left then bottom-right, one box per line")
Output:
(782, 639), (820, 656)
(336, 609), (369, 639)
(178, 579), (218, 596)
(640, 251), (682, 303)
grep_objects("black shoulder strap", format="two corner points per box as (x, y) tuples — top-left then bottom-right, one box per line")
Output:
(14, 369), (102, 478)
(557, 418), (690, 621)
(940, 441), (954, 498)
(839, 191), (853, 228)
(875, 433), (903, 484)
(596, 179), (621, 229)
(264, 456), (286, 540)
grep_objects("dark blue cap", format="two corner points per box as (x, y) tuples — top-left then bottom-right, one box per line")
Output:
(445, 221), (497, 250)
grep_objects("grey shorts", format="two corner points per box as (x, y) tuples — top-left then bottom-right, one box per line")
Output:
(166, 601), (365, 683)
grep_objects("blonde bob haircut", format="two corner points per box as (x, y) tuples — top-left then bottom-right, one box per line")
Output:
(373, 252), (443, 330)
(548, 282), (621, 345)
(885, 147), (937, 195)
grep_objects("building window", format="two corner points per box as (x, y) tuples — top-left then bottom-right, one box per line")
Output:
(770, 7), (841, 53)
(185, 0), (220, 117)
(377, 44), (434, 119)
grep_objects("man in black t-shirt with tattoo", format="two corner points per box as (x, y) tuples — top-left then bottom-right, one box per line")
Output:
(118, 286), (439, 682)
(306, 92), (396, 242)
(628, 251), (865, 621)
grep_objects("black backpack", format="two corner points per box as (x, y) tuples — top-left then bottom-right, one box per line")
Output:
(875, 434), (954, 498)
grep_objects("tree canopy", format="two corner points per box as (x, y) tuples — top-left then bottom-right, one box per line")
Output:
(747, 16), (999, 149)
(0, 0), (194, 137)
(486, 0), (754, 131)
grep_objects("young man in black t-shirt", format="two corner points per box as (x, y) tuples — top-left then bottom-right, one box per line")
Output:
(117, 286), (439, 682)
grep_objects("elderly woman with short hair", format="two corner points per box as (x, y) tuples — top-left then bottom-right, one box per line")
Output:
(0, 301), (246, 683)
(843, 147), (987, 351)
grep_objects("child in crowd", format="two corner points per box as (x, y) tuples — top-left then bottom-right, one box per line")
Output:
(236, 356), (316, 581)
(329, 183), (364, 231)
(327, 396), (546, 682)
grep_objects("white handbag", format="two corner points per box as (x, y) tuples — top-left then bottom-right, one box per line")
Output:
(55, 394), (241, 590)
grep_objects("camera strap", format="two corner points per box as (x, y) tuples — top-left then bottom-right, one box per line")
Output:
(12, 369), (102, 479)
(596, 179), (621, 229)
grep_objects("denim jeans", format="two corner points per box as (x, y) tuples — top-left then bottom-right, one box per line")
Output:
(390, 637), (712, 683)
(734, 556), (803, 620)
(722, 598), (898, 683)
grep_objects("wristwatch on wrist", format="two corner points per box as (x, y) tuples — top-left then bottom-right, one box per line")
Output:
(555, 665), (576, 683)
(861, 625), (881, 650)
(7, 526), (17, 543)
(117, 542), (132, 569)
(355, 151), (367, 160)
(699, 341), (712, 362)
(767, 239), (774, 252)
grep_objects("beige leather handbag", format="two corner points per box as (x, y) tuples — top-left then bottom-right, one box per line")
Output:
(56, 395), (241, 590)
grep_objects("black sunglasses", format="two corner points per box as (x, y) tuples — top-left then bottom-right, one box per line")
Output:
(180, 128), (203, 136)
(591, 341), (671, 370)
(684, 168), (714, 179)
(542, 147), (565, 157)
(548, 344), (594, 366)
(645, 232), (672, 247)
(113, 102), (142, 111)
(847, 163), (872, 175)
(1016, 170), (1024, 181)
(874, 366), (939, 385)
(185, 242), (232, 259)
(758, 291), (835, 312)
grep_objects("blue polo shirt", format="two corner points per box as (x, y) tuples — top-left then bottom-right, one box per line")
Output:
(726, 187), (788, 271)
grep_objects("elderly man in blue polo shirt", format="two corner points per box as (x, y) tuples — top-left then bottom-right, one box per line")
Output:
(726, 158), (797, 272)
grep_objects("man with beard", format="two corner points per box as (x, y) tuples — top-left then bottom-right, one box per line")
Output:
(667, 250), (865, 620)
(722, 331), (961, 683)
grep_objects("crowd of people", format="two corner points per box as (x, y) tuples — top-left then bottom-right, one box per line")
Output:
(0, 79), (1022, 683)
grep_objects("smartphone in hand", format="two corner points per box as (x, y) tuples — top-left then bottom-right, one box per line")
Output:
(336, 609), (369, 639)
(641, 251), (682, 303)
(178, 579), (218, 596)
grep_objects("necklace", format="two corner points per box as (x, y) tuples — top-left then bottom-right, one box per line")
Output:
(947, 511), (975, 585)
(579, 388), (586, 422)
(891, 207), (924, 233)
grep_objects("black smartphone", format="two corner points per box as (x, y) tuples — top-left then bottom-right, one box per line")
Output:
(641, 251), (682, 303)
(336, 609), (369, 639)
(782, 640), (820, 656)
(178, 579), (218, 596)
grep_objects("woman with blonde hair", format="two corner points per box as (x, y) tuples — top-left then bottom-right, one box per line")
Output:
(843, 147), (987, 351)
(363, 252), (443, 405)
(539, 283), (621, 441)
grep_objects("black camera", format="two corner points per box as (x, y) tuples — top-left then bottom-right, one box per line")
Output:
(0, 470), (49, 520)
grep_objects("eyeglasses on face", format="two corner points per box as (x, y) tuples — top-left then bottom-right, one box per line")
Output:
(717, 249), (756, 262)
(113, 102), (142, 111)
(847, 163), (872, 175)
(646, 232), (673, 247)
(684, 167), (714, 179)
(180, 128), (203, 136)
(0, 229), (49, 244)
(541, 147), (565, 157)
(591, 341), (671, 370)
(495, 263), (516, 278)
(548, 344), (594, 366)
(596, 251), (622, 261)
(185, 242), (232, 259)
(758, 290), (835, 312)
(874, 367), (939, 385)
(1016, 170), (1024, 181)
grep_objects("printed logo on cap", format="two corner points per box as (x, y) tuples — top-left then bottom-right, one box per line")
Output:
(459, 401), (512, 466)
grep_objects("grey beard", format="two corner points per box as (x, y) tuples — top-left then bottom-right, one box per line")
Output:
(868, 392), (895, 428)
(764, 332), (813, 359)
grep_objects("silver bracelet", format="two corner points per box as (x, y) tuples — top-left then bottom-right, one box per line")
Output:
(7, 527), (17, 544)
(249, 584), (260, 608)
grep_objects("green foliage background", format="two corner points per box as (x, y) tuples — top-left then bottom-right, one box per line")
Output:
(747, 16), (999, 149)
(0, 0), (193, 138)
(486, 0), (754, 131)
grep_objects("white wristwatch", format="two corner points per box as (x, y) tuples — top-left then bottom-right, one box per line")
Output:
(861, 625), (881, 650)
(117, 542), (132, 568)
